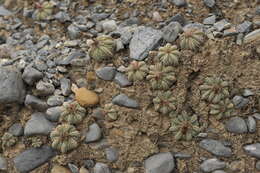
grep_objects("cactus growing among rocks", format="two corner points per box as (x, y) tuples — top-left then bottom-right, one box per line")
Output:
(157, 43), (181, 66)
(153, 91), (177, 115)
(180, 28), (204, 50)
(35, 1), (55, 20)
(209, 98), (234, 119)
(126, 61), (149, 82)
(1, 132), (17, 149)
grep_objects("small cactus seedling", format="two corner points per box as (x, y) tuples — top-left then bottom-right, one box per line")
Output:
(147, 63), (176, 90)
(104, 103), (118, 121)
(60, 101), (87, 124)
(157, 43), (181, 66)
(50, 124), (81, 153)
(200, 76), (230, 103)
(153, 91), (177, 115)
(170, 112), (201, 141)
(126, 61), (149, 82)
(209, 98), (234, 119)
(180, 28), (204, 50)
(88, 35), (116, 62)
(35, 1), (54, 20)
(28, 136), (43, 148)
(1, 132), (17, 149)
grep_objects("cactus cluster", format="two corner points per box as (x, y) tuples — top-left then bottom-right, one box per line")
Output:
(170, 112), (201, 141)
(180, 28), (204, 50)
(50, 124), (81, 153)
(104, 103), (118, 121)
(153, 91), (177, 115)
(28, 136), (43, 148)
(35, 1), (54, 21)
(126, 61), (149, 82)
(209, 98), (234, 119)
(88, 35), (116, 62)
(157, 43), (181, 66)
(60, 101), (87, 124)
(1, 132), (17, 149)
(147, 63), (176, 90)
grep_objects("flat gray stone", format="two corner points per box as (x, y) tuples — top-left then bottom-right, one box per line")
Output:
(203, 15), (216, 25)
(253, 113), (260, 120)
(46, 106), (63, 122)
(129, 26), (162, 60)
(244, 143), (260, 159)
(200, 158), (226, 173)
(170, 0), (187, 7)
(22, 66), (43, 85)
(243, 89), (254, 97)
(96, 67), (116, 81)
(214, 19), (230, 32)
(68, 163), (79, 173)
(85, 123), (102, 143)
(162, 22), (183, 42)
(212, 171), (227, 173)
(93, 163), (111, 173)
(68, 24), (81, 39)
(225, 117), (248, 134)
(105, 147), (119, 162)
(247, 116), (256, 133)
(102, 20), (117, 33)
(199, 139), (232, 157)
(0, 6), (12, 16)
(144, 152), (175, 173)
(111, 26), (134, 45)
(0, 156), (7, 171)
(60, 78), (71, 96)
(25, 94), (48, 111)
(244, 29), (260, 43)
(236, 21), (252, 33)
(204, 0), (215, 8)
(113, 72), (132, 87)
(232, 95), (249, 108)
(24, 112), (54, 136)
(13, 146), (55, 173)
(35, 81), (55, 96)
(47, 95), (64, 106)
(112, 94), (139, 109)
(8, 123), (23, 137)
(56, 51), (86, 65)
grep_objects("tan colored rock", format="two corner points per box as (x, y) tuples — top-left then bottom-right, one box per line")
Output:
(51, 165), (71, 173)
(79, 167), (89, 173)
(75, 88), (99, 107)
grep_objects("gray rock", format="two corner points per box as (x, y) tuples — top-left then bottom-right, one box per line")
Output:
(232, 95), (249, 108)
(200, 158), (226, 173)
(47, 95), (64, 106)
(112, 94), (139, 109)
(105, 147), (119, 162)
(91, 108), (105, 120)
(253, 113), (260, 120)
(96, 67), (116, 81)
(116, 39), (124, 51)
(113, 72), (132, 87)
(25, 94), (48, 111)
(0, 67), (26, 104)
(129, 26), (162, 60)
(22, 66), (43, 85)
(173, 152), (191, 159)
(212, 171), (227, 173)
(204, 0), (215, 8)
(24, 113), (54, 136)
(13, 146), (55, 173)
(144, 152), (175, 173)
(54, 11), (71, 23)
(214, 19), (230, 32)
(162, 22), (183, 42)
(34, 59), (48, 71)
(167, 13), (186, 26)
(256, 160), (260, 170)
(84, 159), (95, 169)
(0, 156), (7, 171)
(35, 81), (55, 96)
(225, 117), (248, 134)
(236, 21), (252, 33)
(170, 0), (187, 7)
(247, 116), (256, 133)
(68, 163), (79, 173)
(8, 123), (23, 136)
(0, 6), (12, 16)
(46, 106), (63, 122)
(68, 24), (81, 39)
(244, 143), (260, 159)
(243, 89), (254, 97)
(102, 20), (117, 33)
(111, 27), (134, 45)
(90, 13), (110, 22)
(203, 15), (216, 25)
(56, 51), (86, 65)
(244, 29), (260, 43)
(93, 163), (111, 173)
(60, 78), (71, 96)
(199, 139), (232, 157)
(85, 123), (102, 143)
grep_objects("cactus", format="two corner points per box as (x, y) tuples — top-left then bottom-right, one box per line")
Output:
(170, 112), (201, 141)
(104, 103), (118, 121)
(126, 61), (149, 81)
(60, 101), (87, 124)
(35, 1), (54, 20)
(1, 132), (17, 149)
(180, 28), (204, 50)
(88, 35), (116, 62)
(209, 98), (234, 119)
(200, 76), (229, 103)
(50, 124), (81, 153)
(28, 136), (43, 148)
(157, 43), (181, 66)
(147, 63), (176, 90)
(153, 91), (177, 115)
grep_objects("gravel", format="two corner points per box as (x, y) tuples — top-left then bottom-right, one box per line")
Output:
(225, 117), (248, 134)
(200, 158), (226, 173)
(236, 21), (252, 33)
(0, 6), (12, 16)
(112, 94), (139, 109)
(102, 20), (117, 33)
(199, 139), (232, 157)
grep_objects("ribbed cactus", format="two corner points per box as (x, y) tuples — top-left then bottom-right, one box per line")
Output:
(104, 103), (118, 121)
(157, 43), (181, 66)
(1, 132), (17, 149)
(60, 101), (87, 124)
(35, 1), (54, 20)
(153, 91), (177, 115)
(126, 61), (149, 81)
(209, 98), (234, 119)
(180, 28), (204, 50)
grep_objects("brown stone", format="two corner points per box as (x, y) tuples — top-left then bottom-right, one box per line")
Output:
(51, 165), (71, 173)
(75, 88), (99, 107)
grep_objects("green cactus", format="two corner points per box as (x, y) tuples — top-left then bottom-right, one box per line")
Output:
(126, 61), (149, 81)
(157, 43), (181, 66)
(88, 35), (116, 62)
(104, 103), (118, 121)
(209, 98), (234, 119)
(153, 91), (177, 115)
(28, 136), (43, 148)
(147, 63), (176, 90)
(50, 124), (81, 153)
(1, 132), (17, 149)
(179, 28), (204, 50)
(170, 112), (201, 141)
(35, 1), (54, 20)
(199, 76), (230, 103)
(60, 101), (87, 124)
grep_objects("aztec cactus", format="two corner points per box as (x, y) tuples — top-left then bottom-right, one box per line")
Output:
(179, 28), (204, 50)
(209, 98), (234, 119)
(1, 132), (17, 149)
(157, 43), (181, 66)
(147, 63), (176, 90)
(50, 124), (81, 153)
(104, 103), (118, 121)
(153, 91), (177, 115)
(126, 61), (149, 81)
(60, 101), (87, 124)
(35, 1), (54, 20)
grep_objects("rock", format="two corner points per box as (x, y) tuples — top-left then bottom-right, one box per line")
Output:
(79, 167), (89, 173)
(199, 139), (232, 157)
(35, 81), (55, 96)
(90, 13), (110, 22)
(60, 78), (71, 96)
(96, 67), (116, 81)
(170, 0), (187, 7)
(0, 6), (12, 16)
(173, 152), (192, 159)
(236, 21), (252, 33)
(204, 0), (215, 8)
(69, 163), (79, 173)
(244, 29), (260, 43)
(256, 160), (260, 170)
(14, 146), (55, 173)
(200, 158), (226, 173)
(25, 94), (48, 111)
(203, 15), (216, 25)
(129, 26), (162, 60)
(46, 106), (63, 122)
(253, 113), (260, 120)
(0, 156), (7, 171)
(102, 20), (117, 33)
(89, 138), (109, 150)
(91, 108), (105, 120)
(152, 11), (163, 22)
(113, 72), (132, 87)
(105, 147), (119, 162)
(116, 39), (124, 51)
(51, 165), (71, 173)
(54, 11), (71, 23)
(93, 163), (111, 173)
(214, 19), (230, 32)
(225, 117), (248, 134)
(167, 13), (186, 26)
(47, 95), (64, 106)
(111, 27), (134, 45)
(247, 116), (256, 133)
(75, 88), (99, 107)
(83, 159), (95, 169)
(85, 123), (102, 143)
(24, 112), (54, 136)
(212, 171), (227, 173)
(144, 152), (175, 173)
(244, 143), (260, 159)
(232, 95), (249, 108)
(112, 94), (139, 109)
(162, 22), (183, 42)
(56, 51), (86, 65)
(243, 89), (254, 97)
(0, 67), (26, 104)
(22, 66), (43, 85)
(68, 24), (81, 39)
(223, 27), (238, 37)
(8, 123), (23, 136)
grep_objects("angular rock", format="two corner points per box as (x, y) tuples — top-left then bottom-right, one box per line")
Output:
(162, 22), (183, 42)
(60, 78), (71, 96)
(247, 116), (256, 133)
(105, 147), (119, 162)
(232, 95), (249, 108)
(243, 89), (254, 97)
(102, 20), (117, 33)
(0, 6), (12, 16)
(244, 29), (260, 43)
(68, 163), (79, 173)
(113, 72), (132, 87)
(129, 26), (162, 60)
(8, 123), (23, 136)
(54, 11), (71, 23)
(35, 81), (55, 96)
(199, 139), (232, 157)
(93, 163), (110, 173)
(214, 19), (230, 32)
(56, 51), (86, 65)
(111, 27), (134, 45)
(47, 95), (64, 106)
(256, 160), (260, 170)
(112, 94), (139, 109)
(236, 21), (252, 33)
(225, 117), (248, 134)
(244, 143), (260, 159)
(68, 24), (81, 39)
(203, 15), (216, 25)
(167, 13), (186, 26)
(0, 156), (7, 171)
(22, 66), (43, 85)
(204, 0), (215, 8)
(85, 123), (102, 143)
(24, 113), (54, 136)
(170, 0), (187, 7)
(25, 94), (48, 111)
(144, 152), (175, 173)
(13, 146), (55, 173)
(200, 158), (226, 173)
(253, 113), (260, 120)
(46, 106), (63, 122)
(96, 67), (116, 81)
(212, 171), (227, 173)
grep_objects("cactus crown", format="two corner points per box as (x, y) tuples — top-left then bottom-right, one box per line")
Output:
(60, 101), (87, 124)
(180, 28), (204, 50)
(127, 61), (149, 82)
(157, 43), (181, 66)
